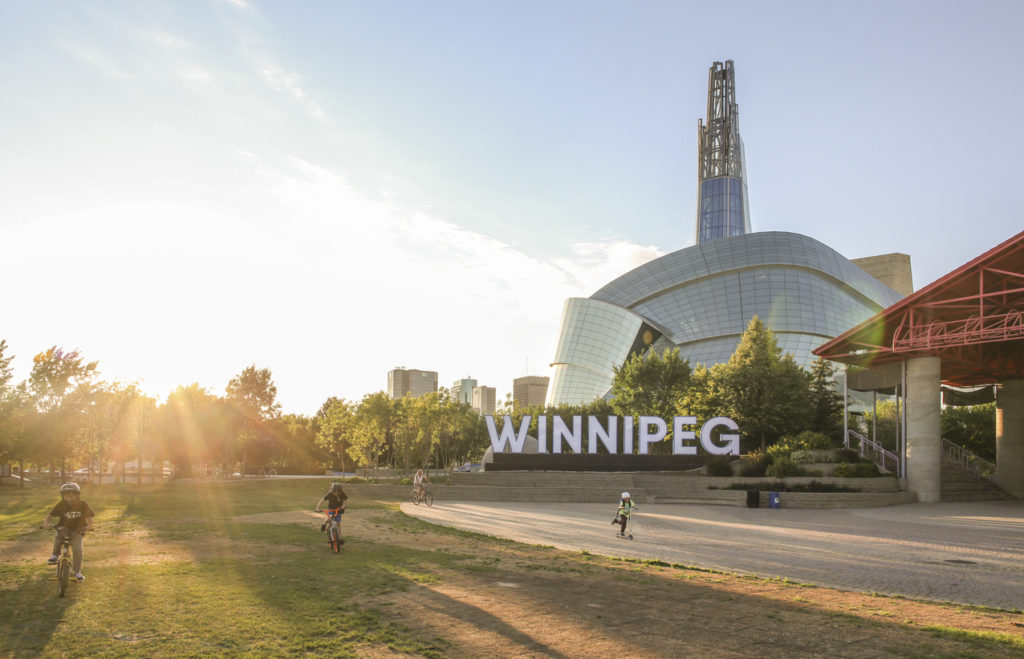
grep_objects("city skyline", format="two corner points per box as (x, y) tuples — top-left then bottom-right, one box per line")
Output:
(3, 1), (1022, 414)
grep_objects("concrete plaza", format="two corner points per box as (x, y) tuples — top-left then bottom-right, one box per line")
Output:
(402, 499), (1024, 611)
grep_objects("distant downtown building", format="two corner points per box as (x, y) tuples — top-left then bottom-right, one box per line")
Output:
(450, 378), (477, 406)
(546, 61), (909, 406)
(472, 385), (496, 415)
(513, 375), (550, 408)
(387, 368), (438, 399)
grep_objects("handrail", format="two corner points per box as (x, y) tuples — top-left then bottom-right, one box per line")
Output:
(942, 439), (996, 480)
(847, 429), (901, 475)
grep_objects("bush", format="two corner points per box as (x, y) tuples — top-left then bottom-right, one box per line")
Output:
(342, 477), (369, 484)
(833, 461), (881, 478)
(835, 448), (860, 463)
(767, 431), (831, 463)
(739, 451), (769, 477)
(704, 456), (735, 477)
(766, 457), (806, 478)
(719, 480), (861, 493)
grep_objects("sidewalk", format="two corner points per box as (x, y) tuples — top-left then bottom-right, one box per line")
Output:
(402, 499), (1024, 611)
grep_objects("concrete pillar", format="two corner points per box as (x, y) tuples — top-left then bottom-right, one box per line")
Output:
(996, 380), (1024, 498)
(906, 357), (942, 503)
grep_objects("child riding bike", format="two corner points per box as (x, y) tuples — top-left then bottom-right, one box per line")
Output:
(315, 482), (348, 533)
(41, 482), (95, 583)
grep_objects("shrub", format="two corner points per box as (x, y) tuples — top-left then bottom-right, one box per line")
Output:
(833, 461), (881, 478)
(835, 448), (860, 463)
(720, 480), (861, 493)
(704, 455), (735, 477)
(343, 477), (369, 484)
(766, 457), (806, 478)
(739, 451), (768, 477)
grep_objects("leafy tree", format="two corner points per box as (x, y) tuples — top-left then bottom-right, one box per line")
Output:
(27, 347), (100, 480)
(158, 384), (224, 477)
(316, 397), (356, 473)
(225, 365), (281, 476)
(713, 316), (811, 452)
(941, 402), (995, 461)
(349, 392), (400, 475)
(861, 399), (901, 453)
(611, 347), (692, 421)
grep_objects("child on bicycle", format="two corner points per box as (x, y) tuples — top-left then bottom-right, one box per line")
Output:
(413, 469), (430, 500)
(316, 482), (348, 532)
(612, 491), (636, 537)
(41, 482), (95, 583)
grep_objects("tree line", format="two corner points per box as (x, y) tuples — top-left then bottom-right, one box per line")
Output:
(0, 340), (490, 485)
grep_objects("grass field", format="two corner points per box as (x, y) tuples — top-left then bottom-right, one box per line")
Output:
(2, 478), (1023, 657)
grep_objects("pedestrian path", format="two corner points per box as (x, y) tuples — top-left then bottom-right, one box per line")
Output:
(402, 500), (1024, 611)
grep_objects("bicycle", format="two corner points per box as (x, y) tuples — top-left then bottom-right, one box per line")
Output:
(44, 526), (79, 597)
(411, 485), (433, 507)
(321, 508), (344, 553)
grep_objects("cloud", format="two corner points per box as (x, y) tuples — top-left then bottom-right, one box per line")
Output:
(259, 66), (327, 122)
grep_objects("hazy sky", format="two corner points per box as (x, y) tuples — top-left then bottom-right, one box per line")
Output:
(3, 1), (1022, 414)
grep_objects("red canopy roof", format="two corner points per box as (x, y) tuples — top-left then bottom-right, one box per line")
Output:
(814, 230), (1024, 386)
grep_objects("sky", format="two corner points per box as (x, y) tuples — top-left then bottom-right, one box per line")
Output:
(2, 0), (1022, 415)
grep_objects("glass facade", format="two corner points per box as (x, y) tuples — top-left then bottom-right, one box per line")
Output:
(547, 232), (905, 406)
(697, 176), (750, 243)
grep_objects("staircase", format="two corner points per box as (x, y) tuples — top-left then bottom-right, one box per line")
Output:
(941, 455), (1011, 502)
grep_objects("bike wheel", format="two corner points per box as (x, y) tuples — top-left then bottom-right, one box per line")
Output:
(411, 491), (420, 505)
(423, 491), (433, 507)
(57, 559), (69, 598)
(329, 526), (341, 553)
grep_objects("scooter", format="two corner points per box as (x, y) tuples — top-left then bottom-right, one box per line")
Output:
(615, 510), (635, 541)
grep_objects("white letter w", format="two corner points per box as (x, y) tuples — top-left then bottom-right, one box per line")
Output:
(486, 415), (531, 453)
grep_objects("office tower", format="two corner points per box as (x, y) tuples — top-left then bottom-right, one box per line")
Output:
(387, 368), (438, 399)
(450, 378), (477, 405)
(696, 60), (750, 244)
(472, 385), (496, 415)
(513, 375), (549, 408)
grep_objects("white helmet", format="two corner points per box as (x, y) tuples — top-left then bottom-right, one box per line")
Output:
(621, 491), (630, 499)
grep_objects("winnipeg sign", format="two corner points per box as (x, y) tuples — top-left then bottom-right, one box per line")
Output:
(485, 415), (740, 456)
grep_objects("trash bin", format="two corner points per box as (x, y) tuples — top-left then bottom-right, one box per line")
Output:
(746, 490), (759, 508)
(768, 492), (780, 509)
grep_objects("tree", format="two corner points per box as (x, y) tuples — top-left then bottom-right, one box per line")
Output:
(941, 402), (995, 461)
(611, 347), (692, 421)
(225, 365), (281, 477)
(27, 347), (99, 481)
(714, 316), (811, 452)
(808, 357), (845, 442)
(158, 384), (224, 477)
(316, 397), (356, 473)
(349, 392), (400, 475)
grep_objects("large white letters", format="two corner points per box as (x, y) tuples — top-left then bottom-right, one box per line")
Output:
(484, 415), (740, 457)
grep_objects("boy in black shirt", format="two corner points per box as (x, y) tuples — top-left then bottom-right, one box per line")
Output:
(315, 482), (348, 532)
(42, 482), (95, 582)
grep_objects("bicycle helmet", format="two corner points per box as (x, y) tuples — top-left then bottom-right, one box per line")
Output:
(621, 491), (630, 499)
(331, 482), (344, 493)
(60, 482), (81, 496)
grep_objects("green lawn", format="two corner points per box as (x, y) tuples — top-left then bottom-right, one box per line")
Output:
(1, 479), (450, 658)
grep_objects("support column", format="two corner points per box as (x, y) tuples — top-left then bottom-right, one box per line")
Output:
(906, 357), (942, 503)
(996, 380), (1024, 498)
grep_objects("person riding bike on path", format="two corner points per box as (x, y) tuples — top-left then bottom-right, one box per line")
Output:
(413, 468), (430, 500)
(316, 482), (348, 533)
(612, 491), (637, 537)
(41, 482), (95, 583)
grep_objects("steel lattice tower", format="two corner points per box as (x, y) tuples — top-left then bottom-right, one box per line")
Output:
(695, 60), (750, 244)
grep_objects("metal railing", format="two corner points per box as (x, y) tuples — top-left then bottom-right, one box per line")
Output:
(942, 439), (996, 480)
(846, 430), (901, 475)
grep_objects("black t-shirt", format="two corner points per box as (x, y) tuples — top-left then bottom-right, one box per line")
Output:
(322, 490), (347, 511)
(49, 499), (95, 532)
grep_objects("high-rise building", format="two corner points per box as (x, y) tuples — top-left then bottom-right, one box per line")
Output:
(387, 368), (438, 399)
(450, 377), (477, 405)
(472, 385), (496, 415)
(696, 60), (750, 244)
(513, 375), (549, 408)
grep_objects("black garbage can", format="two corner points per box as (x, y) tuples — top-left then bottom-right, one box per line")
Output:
(746, 490), (759, 508)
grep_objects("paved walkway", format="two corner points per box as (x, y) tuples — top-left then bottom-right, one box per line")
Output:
(402, 500), (1024, 610)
